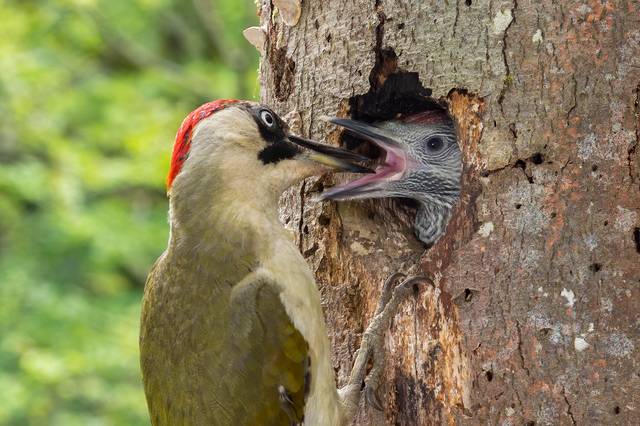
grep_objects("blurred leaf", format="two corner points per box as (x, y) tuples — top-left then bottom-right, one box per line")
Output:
(0, 0), (259, 423)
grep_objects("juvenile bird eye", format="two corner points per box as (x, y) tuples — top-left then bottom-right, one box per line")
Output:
(426, 136), (444, 152)
(260, 110), (275, 127)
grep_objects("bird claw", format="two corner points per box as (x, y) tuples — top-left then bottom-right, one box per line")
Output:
(342, 273), (434, 413)
(374, 272), (406, 315)
(360, 274), (433, 410)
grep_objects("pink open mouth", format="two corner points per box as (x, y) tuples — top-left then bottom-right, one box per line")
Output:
(319, 128), (409, 200)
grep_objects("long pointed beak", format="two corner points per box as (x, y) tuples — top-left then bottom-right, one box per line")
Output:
(316, 117), (410, 201)
(288, 134), (373, 173)
(325, 118), (404, 150)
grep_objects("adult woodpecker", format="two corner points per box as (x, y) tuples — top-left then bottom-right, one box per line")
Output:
(318, 111), (461, 246)
(140, 100), (427, 426)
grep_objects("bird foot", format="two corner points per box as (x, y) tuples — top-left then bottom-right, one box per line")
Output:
(340, 273), (433, 414)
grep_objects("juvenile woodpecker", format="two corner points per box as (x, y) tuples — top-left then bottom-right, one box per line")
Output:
(319, 111), (461, 246)
(140, 100), (427, 426)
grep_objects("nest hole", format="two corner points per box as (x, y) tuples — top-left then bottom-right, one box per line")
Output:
(340, 54), (459, 247)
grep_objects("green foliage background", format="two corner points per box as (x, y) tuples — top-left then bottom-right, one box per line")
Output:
(0, 1), (258, 424)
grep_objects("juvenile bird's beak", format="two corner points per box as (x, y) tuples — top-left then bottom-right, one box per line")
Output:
(288, 134), (372, 173)
(317, 118), (410, 201)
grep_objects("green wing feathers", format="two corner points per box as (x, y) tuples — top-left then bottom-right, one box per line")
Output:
(140, 264), (310, 426)
(225, 277), (309, 425)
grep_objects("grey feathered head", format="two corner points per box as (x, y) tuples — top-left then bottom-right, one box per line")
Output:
(319, 111), (461, 246)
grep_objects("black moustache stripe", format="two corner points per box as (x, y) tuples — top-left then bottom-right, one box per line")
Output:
(258, 142), (300, 164)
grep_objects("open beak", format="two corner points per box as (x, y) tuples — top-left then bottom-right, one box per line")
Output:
(288, 134), (372, 173)
(317, 118), (410, 200)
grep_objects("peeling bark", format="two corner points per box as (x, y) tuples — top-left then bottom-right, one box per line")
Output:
(259, 1), (640, 424)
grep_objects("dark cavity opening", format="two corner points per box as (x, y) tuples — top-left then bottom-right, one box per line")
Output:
(464, 288), (473, 302)
(465, 0), (472, 5)
(485, 370), (493, 381)
(530, 152), (544, 164)
(350, 57), (444, 122)
(633, 227), (640, 254)
(589, 263), (602, 273)
(343, 59), (449, 161)
(340, 47), (462, 248)
(614, 405), (620, 415)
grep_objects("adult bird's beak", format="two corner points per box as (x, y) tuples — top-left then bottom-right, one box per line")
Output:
(288, 134), (373, 173)
(316, 118), (411, 201)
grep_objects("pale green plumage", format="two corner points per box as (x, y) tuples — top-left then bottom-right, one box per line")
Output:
(140, 107), (343, 426)
(140, 250), (308, 425)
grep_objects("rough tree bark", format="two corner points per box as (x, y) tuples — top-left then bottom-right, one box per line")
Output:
(257, 1), (639, 424)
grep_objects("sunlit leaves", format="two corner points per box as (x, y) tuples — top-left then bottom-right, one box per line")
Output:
(0, 0), (259, 424)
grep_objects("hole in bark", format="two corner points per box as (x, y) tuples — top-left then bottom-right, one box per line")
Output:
(592, 164), (598, 172)
(590, 263), (602, 273)
(614, 406), (620, 414)
(515, 203), (522, 209)
(314, 19), (319, 29)
(485, 370), (493, 381)
(326, 34), (332, 42)
(342, 51), (462, 247)
(303, 225), (309, 234)
(633, 227), (640, 253)
(349, 58), (439, 120)
(526, 421), (535, 426)
(604, 220), (609, 226)
(538, 327), (551, 338)
(465, 0), (472, 5)
(464, 288), (473, 302)
(550, 212), (557, 218)
(530, 152), (544, 164)
(397, 23), (405, 30)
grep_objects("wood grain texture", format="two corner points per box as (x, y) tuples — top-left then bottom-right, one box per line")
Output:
(259, 0), (640, 424)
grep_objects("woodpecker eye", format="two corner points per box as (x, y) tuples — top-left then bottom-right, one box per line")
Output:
(426, 136), (444, 152)
(260, 110), (275, 128)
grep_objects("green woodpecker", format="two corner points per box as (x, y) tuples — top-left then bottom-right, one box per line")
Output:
(140, 100), (426, 425)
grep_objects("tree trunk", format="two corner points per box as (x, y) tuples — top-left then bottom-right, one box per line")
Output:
(258, 1), (639, 424)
